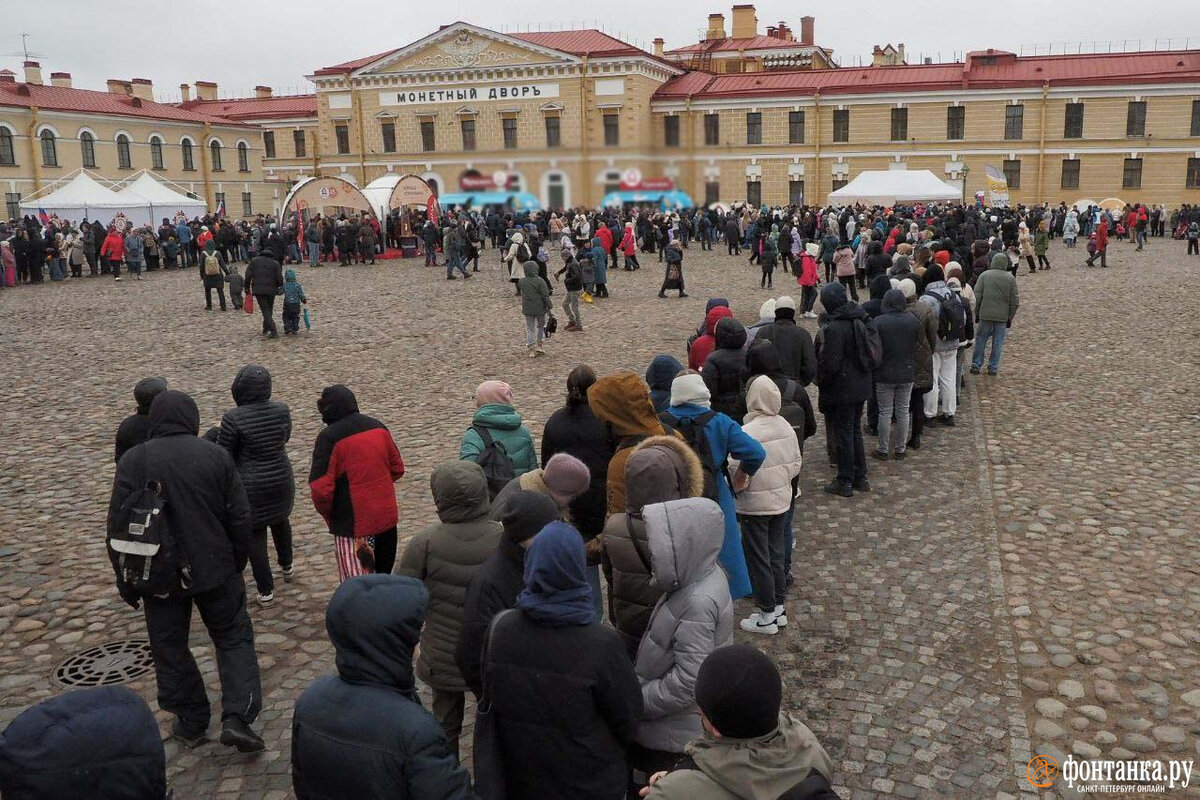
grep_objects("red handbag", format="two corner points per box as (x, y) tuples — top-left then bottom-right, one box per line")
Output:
(243, 294), (254, 314)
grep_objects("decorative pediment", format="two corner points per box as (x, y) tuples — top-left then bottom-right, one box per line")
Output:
(360, 23), (577, 76)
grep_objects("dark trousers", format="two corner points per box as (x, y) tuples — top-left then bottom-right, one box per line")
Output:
(1189, 239), (1199, 255)
(142, 573), (261, 732)
(205, 281), (227, 310)
(432, 689), (466, 758)
(1086, 248), (1108, 267)
(249, 519), (293, 595)
(909, 386), (927, 444)
(727, 239), (739, 256)
(85, 249), (98, 275)
(739, 513), (787, 612)
(838, 275), (858, 301)
(801, 285), (818, 313)
(282, 302), (301, 333)
(829, 402), (867, 485)
(372, 527), (398, 574)
(256, 293), (277, 334)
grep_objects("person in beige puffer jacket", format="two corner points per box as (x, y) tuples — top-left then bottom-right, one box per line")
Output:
(730, 376), (802, 636)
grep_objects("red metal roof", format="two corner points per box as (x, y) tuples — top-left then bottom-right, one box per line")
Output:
(0, 81), (253, 126)
(180, 94), (317, 121)
(314, 27), (664, 76)
(512, 29), (644, 58)
(653, 49), (1200, 100)
(314, 48), (402, 76)
(667, 35), (813, 55)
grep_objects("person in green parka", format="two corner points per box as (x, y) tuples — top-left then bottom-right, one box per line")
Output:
(459, 380), (538, 477)
(518, 260), (551, 357)
(1034, 220), (1051, 271)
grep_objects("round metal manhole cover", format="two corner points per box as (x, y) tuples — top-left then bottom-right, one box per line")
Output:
(54, 640), (154, 687)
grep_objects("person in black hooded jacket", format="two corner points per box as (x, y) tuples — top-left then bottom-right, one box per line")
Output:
(218, 365), (294, 605)
(107, 390), (264, 752)
(114, 376), (168, 463)
(292, 574), (474, 800)
(702, 317), (749, 422)
(816, 282), (874, 497)
(860, 273), (893, 320)
(0, 686), (166, 800)
(456, 490), (560, 698)
(754, 297), (816, 387)
(863, 240), (891, 281)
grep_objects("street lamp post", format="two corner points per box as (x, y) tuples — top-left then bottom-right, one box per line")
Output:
(961, 163), (971, 205)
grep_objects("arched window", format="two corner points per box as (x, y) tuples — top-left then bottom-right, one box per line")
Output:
(79, 132), (96, 168)
(210, 140), (223, 171)
(0, 127), (13, 166)
(237, 141), (249, 172)
(40, 130), (57, 167)
(116, 134), (132, 169)
(181, 139), (195, 171)
(150, 136), (164, 170)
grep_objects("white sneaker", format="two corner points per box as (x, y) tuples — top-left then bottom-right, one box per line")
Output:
(257, 593), (274, 607)
(773, 605), (788, 627)
(739, 611), (779, 635)
(281, 564), (295, 583)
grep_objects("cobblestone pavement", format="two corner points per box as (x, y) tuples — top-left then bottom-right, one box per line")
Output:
(0, 236), (1196, 798)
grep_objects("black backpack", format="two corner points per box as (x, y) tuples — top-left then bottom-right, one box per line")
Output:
(927, 290), (966, 341)
(661, 411), (725, 502)
(779, 379), (817, 442)
(107, 447), (192, 597)
(472, 425), (516, 500)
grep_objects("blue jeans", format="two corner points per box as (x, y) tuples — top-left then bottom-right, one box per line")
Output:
(972, 320), (1008, 372)
(446, 253), (468, 278)
(308, 241), (319, 265)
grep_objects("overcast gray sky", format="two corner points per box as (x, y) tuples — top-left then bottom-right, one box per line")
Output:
(7, 0), (1200, 101)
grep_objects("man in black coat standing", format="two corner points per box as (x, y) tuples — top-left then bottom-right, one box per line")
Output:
(114, 376), (168, 463)
(755, 296), (817, 386)
(245, 251), (283, 337)
(292, 575), (475, 800)
(107, 390), (264, 752)
(816, 282), (876, 497)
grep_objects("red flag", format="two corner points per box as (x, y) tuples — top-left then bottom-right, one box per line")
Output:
(427, 194), (440, 224)
(38, 207), (50, 226)
(297, 212), (306, 253)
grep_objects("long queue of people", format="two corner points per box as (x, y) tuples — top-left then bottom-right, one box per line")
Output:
(0, 220), (1021, 796)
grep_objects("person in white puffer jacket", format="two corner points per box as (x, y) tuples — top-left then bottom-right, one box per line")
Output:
(730, 375), (802, 636)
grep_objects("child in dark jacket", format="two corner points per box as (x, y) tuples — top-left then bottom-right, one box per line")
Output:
(282, 268), (307, 335)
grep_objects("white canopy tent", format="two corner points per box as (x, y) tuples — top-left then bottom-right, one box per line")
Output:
(362, 174), (401, 220)
(116, 172), (207, 226)
(19, 171), (149, 224)
(827, 170), (962, 205)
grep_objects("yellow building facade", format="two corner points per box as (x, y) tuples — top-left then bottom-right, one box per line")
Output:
(0, 64), (272, 221)
(296, 20), (1200, 211)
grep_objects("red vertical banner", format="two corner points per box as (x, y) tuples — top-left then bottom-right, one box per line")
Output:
(427, 194), (440, 224)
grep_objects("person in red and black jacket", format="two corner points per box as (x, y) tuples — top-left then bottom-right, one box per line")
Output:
(308, 385), (405, 581)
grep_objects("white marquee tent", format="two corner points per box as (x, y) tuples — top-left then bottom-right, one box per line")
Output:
(827, 170), (962, 205)
(116, 172), (207, 226)
(19, 171), (148, 224)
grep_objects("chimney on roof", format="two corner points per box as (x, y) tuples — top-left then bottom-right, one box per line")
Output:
(0, 70), (15, 84)
(731, 4), (757, 39)
(23, 61), (42, 85)
(107, 78), (132, 95)
(776, 21), (793, 41)
(800, 16), (815, 46)
(49, 72), (72, 88)
(652, 38), (664, 58)
(706, 13), (726, 41)
(195, 80), (217, 101)
(179, 83), (191, 102)
(255, 85), (273, 99)
(131, 78), (154, 101)
(898, 43), (905, 63)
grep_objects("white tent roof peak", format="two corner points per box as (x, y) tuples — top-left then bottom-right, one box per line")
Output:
(827, 169), (961, 205)
(24, 171), (129, 209)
